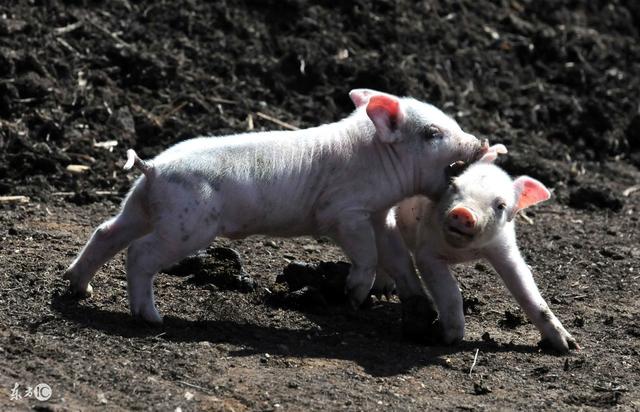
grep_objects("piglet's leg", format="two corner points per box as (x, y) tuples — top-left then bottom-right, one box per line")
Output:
(64, 203), (151, 297)
(371, 212), (427, 301)
(126, 230), (214, 324)
(485, 246), (579, 353)
(414, 249), (465, 345)
(333, 214), (379, 309)
(125, 233), (173, 325)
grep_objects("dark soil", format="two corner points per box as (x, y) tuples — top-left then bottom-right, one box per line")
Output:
(1, 0), (639, 410)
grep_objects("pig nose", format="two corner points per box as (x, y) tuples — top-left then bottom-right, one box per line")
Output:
(449, 206), (476, 229)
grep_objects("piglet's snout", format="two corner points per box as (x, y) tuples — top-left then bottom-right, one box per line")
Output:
(447, 206), (477, 235)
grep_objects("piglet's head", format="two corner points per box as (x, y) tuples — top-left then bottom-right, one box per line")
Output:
(349, 88), (487, 199)
(439, 163), (550, 249)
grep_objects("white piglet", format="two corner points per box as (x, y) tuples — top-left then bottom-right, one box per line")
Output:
(64, 89), (490, 324)
(381, 158), (579, 353)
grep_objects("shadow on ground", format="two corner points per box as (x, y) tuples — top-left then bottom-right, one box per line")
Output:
(51, 290), (540, 377)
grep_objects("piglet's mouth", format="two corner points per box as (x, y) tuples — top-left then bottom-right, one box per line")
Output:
(447, 225), (474, 239)
(444, 225), (476, 248)
(473, 139), (490, 160)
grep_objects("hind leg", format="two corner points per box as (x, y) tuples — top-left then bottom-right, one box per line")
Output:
(126, 230), (216, 324)
(64, 207), (150, 297)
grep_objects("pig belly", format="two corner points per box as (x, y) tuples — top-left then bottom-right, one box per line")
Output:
(216, 185), (318, 239)
(219, 213), (316, 239)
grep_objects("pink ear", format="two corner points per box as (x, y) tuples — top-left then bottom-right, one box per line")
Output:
(513, 176), (550, 210)
(366, 95), (402, 142)
(367, 95), (399, 119)
(349, 89), (377, 108)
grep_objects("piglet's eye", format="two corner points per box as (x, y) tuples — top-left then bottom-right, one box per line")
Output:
(496, 201), (507, 210)
(424, 125), (444, 140)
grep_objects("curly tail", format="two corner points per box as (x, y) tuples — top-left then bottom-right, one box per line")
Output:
(123, 149), (154, 178)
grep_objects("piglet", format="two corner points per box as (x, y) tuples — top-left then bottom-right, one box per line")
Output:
(381, 156), (579, 353)
(64, 89), (489, 324)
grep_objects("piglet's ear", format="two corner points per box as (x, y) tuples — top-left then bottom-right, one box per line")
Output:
(512, 176), (550, 214)
(349, 88), (379, 108)
(366, 94), (404, 143)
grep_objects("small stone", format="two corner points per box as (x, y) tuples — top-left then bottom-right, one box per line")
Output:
(599, 246), (626, 260)
(473, 382), (492, 395)
(264, 240), (279, 248)
(66, 164), (91, 174)
(500, 309), (526, 329)
(481, 331), (496, 344)
(302, 243), (320, 252)
(97, 392), (108, 404)
(463, 295), (482, 314)
(474, 262), (488, 272)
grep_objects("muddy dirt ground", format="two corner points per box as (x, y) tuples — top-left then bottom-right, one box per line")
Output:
(1, 0), (639, 410)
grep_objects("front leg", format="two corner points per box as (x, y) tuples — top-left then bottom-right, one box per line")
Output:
(331, 212), (379, 309)
(371, 211), (428, 301)
(485, 244), (579, 353)
(372, 212), (439, 340)
(415, 248), (465, 345)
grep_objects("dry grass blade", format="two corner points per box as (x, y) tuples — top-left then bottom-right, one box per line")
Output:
(256, 111), (299, 130)
(0, 196), (30, 204)
(54, 21), (83, 35)
(469, 348), (479, 376)
(622, 185), (639, 197)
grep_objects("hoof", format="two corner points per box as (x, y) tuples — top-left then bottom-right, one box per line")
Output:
(131, 306), (163, 326)
(344, 283), (371, 310)
(67, 283), (93, 299)
(538, 335), (580, 354)
(64, 272), (93, 299)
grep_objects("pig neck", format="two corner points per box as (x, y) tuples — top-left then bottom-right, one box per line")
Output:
(319, 113), (420, 211)
(371, 137), (421, 201)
